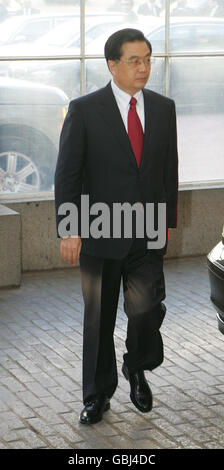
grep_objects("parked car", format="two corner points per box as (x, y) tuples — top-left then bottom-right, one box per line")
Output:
(33, 14), (160, 55)
(0, 14), (141, 56)
(0, 13), (80, 45)
(207, 226), (224, 334)
(146, 17), (224, 111)
(147, 16), (224, 52)
(0, 77), (68, 193)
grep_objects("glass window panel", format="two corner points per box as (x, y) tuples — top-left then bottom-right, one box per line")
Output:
(170, 0), (224, 18)
(169, 18), (224, 53)
(169, 56), (224, 113)
(170, 0), (205, 17)
(194, 22), (224, 51)
(137, 0), (165, 17)
(147, 24), (165, 53)
(143, 0), (166, 54)
(85, 20), (139, 56)
(169, 56), (224, 183)
(145, 57), (165, 95)
(0, 60), (78, 194)
(34, 18), (81, 54)
(8, 59), (81, 100)
(86, 58), (111, 94)
(85, 0), (165, 55)
(0, 18), (52, 44)
(178, 0), (224, 18)
(0, 1), (80, 56)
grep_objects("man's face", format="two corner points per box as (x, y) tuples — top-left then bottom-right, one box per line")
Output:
(108, 40), (151, 96)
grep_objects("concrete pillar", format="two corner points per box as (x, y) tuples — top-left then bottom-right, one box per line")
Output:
(0, 204), (21, 287)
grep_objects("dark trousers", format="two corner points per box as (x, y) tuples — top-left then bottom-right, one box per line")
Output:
(79, 239), (166, 404)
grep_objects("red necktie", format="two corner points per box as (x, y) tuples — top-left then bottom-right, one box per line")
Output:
(128, 97), (143, 167)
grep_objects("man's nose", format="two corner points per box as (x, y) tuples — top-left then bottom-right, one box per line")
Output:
(138, 60), (148, 72)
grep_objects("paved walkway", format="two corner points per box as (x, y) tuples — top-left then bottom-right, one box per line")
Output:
(0, 256), (224, 449)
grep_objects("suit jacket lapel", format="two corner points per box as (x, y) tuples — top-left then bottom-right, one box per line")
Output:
(98, 82), (138, 170)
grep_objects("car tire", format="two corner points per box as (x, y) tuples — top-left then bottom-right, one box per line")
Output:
(0, 135), (54, 193)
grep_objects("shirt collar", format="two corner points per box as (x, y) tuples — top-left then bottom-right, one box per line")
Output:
(111, 79), (143, 107)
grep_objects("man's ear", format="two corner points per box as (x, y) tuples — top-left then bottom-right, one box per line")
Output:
(108, 60), (116, 77)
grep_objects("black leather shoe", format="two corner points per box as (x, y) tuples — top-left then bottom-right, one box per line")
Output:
(122, 362), (153, 413)
(79, 395), (110, 425)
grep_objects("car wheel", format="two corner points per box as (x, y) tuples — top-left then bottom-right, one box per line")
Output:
(0, 138), (41, 193)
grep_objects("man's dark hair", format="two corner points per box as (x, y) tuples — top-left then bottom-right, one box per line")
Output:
(104, 28), (152, 63)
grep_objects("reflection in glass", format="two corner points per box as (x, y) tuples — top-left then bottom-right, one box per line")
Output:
(145, 57), (165, 95)
(35, 17), (81, 53)
(9, 59), (80, 100)
(0, 7), (80, 56)
(86, 59), (111, 94)
(86, 0), (165, 19)
(170, 56), (224, 183)
(147, 23), (165, 53)
(85, 0), (165, 55)
(0, 16), (52, 45)
(169, 17), (224, 52)
(137, 0), (165, 17)
(170, 56), (224, 113)
(170, 0), (224, 18)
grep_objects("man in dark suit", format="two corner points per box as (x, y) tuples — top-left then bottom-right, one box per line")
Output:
(54, 28), (178, 425)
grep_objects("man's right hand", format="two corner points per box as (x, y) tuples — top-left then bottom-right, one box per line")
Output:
(60, 236), (82, 266)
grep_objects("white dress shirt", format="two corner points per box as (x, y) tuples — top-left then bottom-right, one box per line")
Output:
(111, 79), (145, 133)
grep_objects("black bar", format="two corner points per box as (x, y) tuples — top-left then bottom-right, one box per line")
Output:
(1, 449), (223, 467)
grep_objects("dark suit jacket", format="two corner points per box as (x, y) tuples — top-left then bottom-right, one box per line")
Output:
(54, 82), (178, 259)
